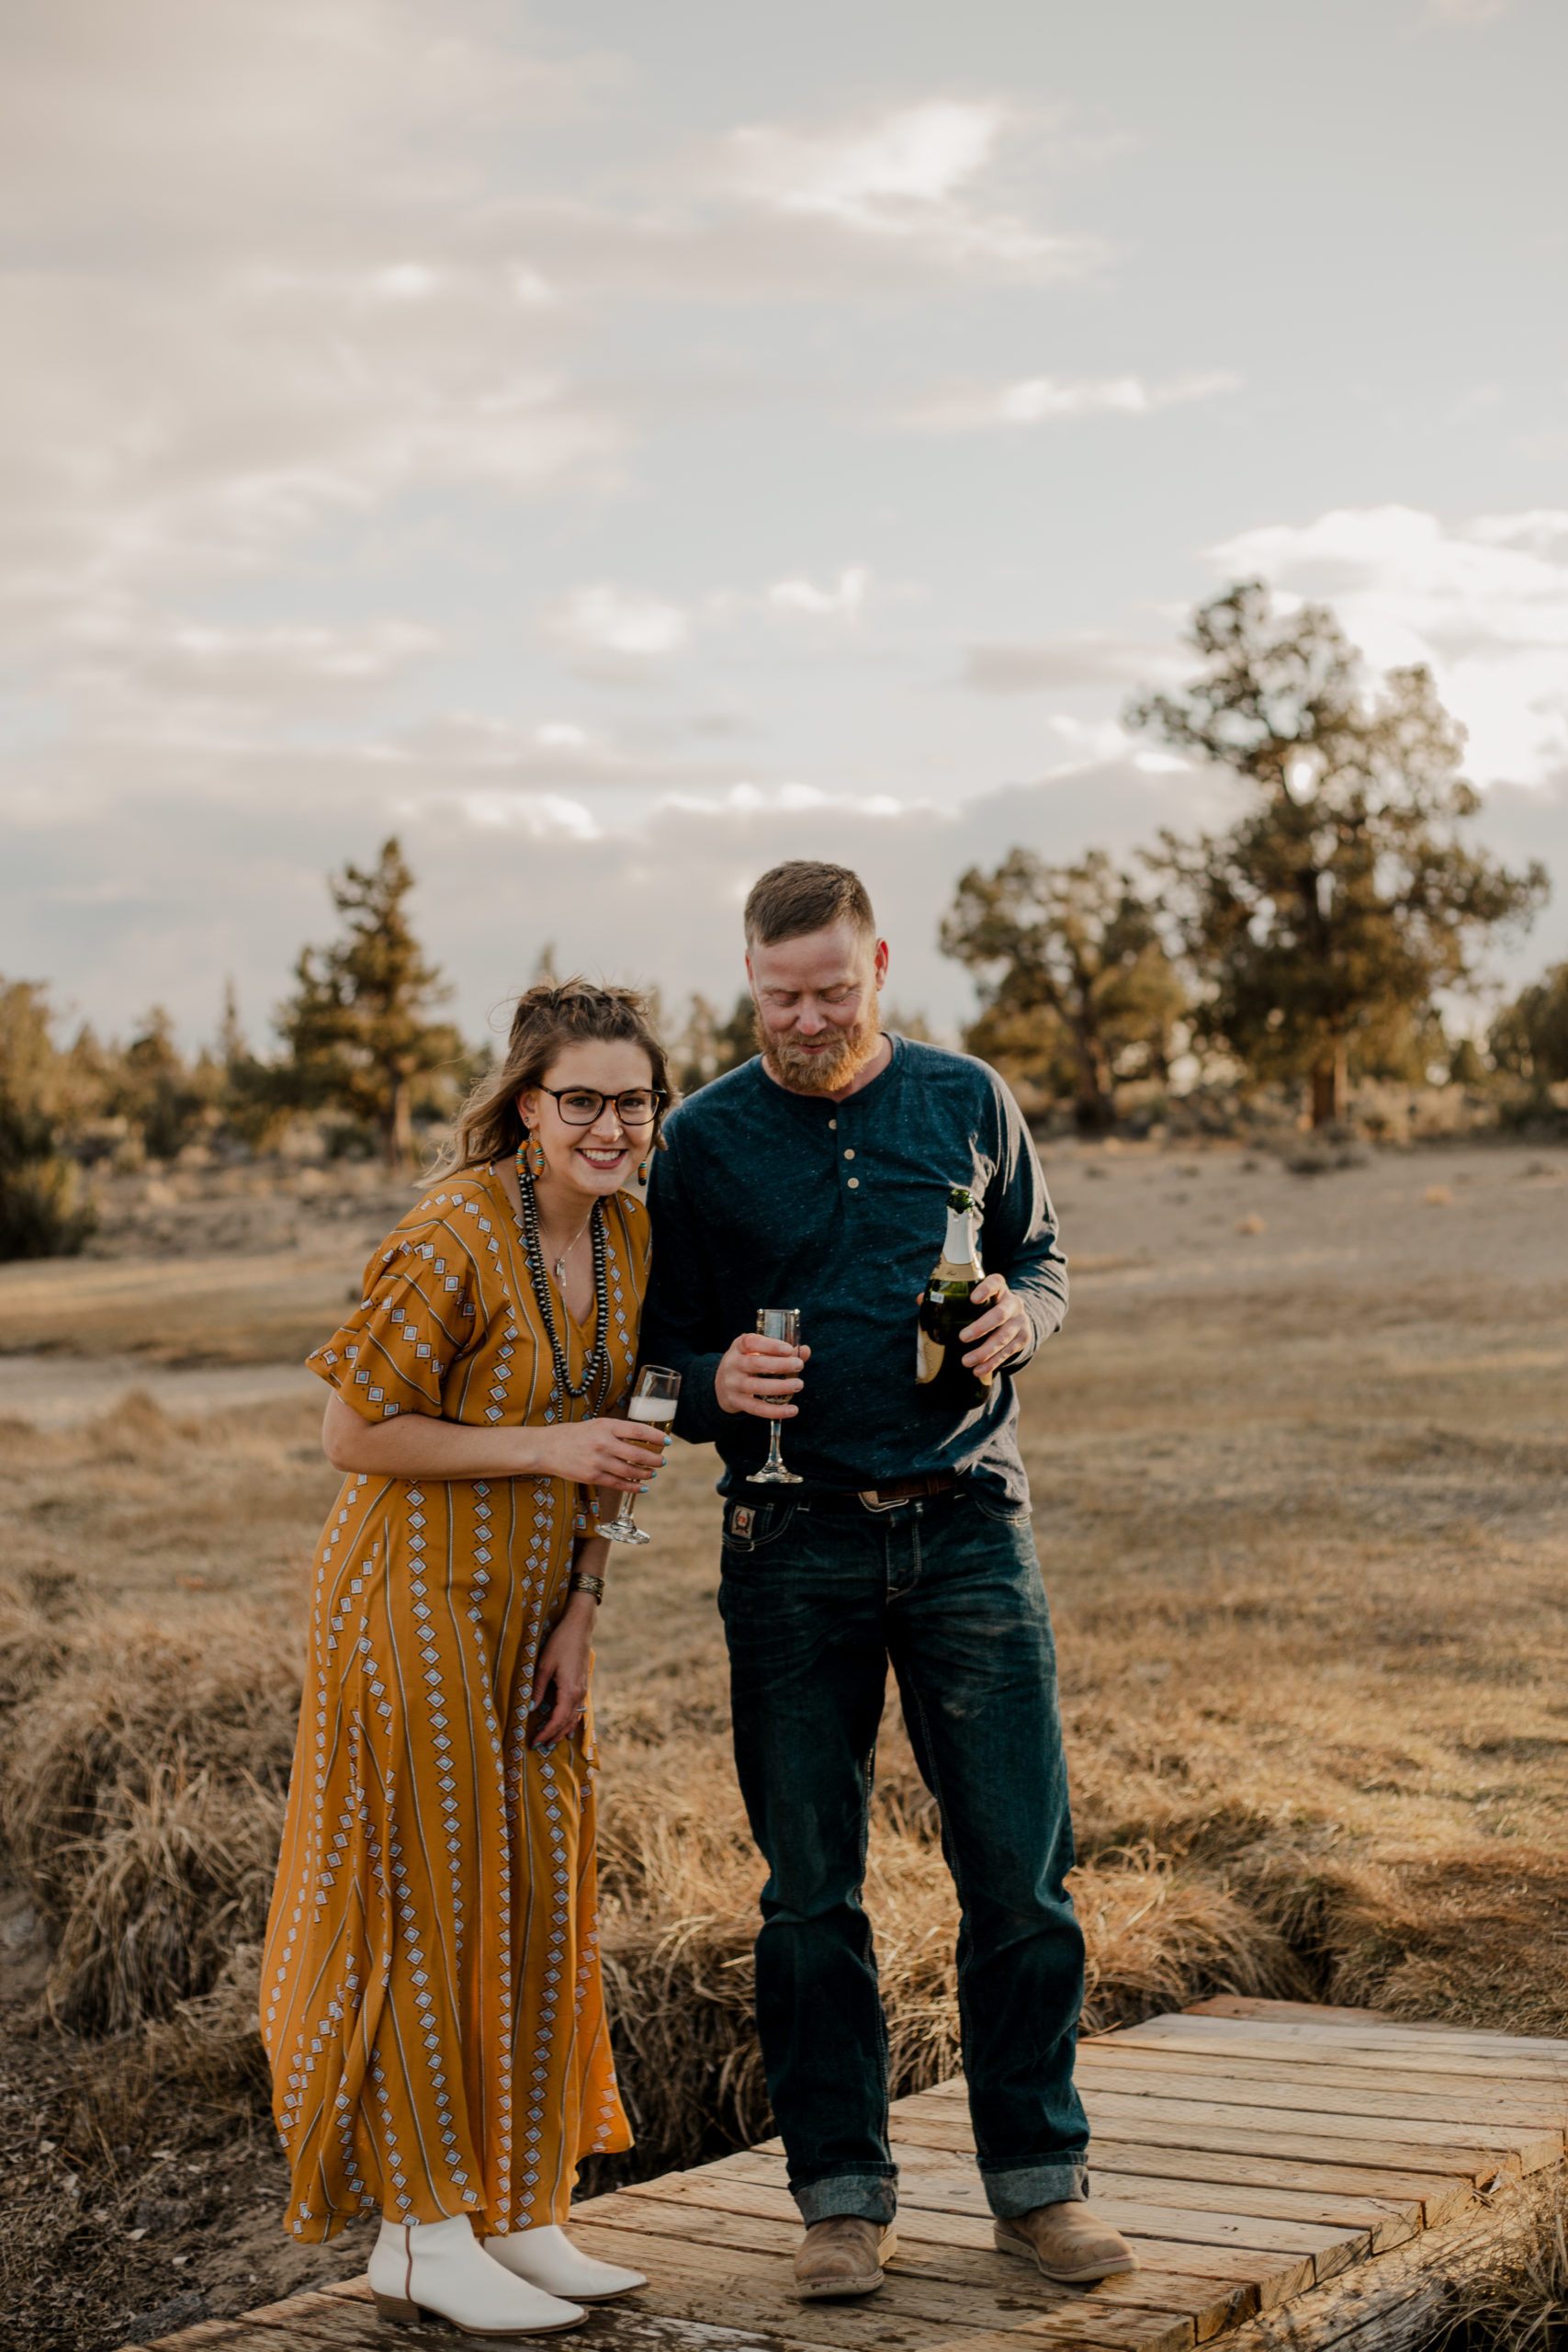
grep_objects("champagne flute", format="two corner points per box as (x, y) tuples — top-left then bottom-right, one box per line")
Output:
(748, 1308), (804, 1486)
(597, 1366), (681, 1546)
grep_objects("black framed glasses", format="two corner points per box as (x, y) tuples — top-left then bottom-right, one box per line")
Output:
(538, 1086), (668, 1128)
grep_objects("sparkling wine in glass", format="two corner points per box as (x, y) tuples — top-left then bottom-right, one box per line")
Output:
(597, 1366), (681, 1546)
(748, 1308), (804, 1486)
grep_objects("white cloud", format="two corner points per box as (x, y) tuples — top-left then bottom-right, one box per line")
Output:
(54, 614), (444, 741)
(727, 102), (1088, 275)
(733, 101), (1000, 219)
(0, 0), (621, 718)
(545, 566), (877, 669)
(765, 566), (871, 618)
(1471, 511), (1568, 556)
(367, 264), (443, 300)
(908, 370), (1240, 433)
(1207, 505), (1568, 790)
(458, 792), (601, 839)
(547, 585), (692, 662)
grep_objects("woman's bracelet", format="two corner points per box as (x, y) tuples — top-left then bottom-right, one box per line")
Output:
(568, 1571), (606, 1604)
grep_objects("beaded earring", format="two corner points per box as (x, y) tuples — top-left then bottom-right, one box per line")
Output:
(635, 1156), (651, 1185)
(522, 1132), (547, 1181)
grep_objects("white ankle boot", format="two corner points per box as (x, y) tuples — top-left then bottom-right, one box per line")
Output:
(484, 2223), (648, 2301)
(368, 2213), (585, 2335)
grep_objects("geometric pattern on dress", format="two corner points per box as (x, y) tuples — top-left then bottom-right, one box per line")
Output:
(260, 1175), (648, 2242)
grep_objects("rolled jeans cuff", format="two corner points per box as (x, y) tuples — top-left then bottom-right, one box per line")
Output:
(794, 2171), (898, 2226)
(982, 2159), (1089, 2219)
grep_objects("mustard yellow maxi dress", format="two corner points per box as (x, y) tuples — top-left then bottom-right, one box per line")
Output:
(261, 1167), (644, 2243)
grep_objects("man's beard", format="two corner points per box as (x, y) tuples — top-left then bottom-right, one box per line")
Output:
(755, 1000), (883, 1095)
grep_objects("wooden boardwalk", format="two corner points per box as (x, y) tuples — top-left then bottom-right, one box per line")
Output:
(121, 1999), (1568, 2352)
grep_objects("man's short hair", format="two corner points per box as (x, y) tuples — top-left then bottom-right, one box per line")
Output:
(744, 861), (876, 948)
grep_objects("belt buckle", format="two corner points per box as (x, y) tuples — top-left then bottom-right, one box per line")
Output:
(858, 1486), (903, 1512)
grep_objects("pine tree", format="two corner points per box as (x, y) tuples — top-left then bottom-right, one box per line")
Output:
(1491, 963), (1568, 1090)
(674, 990), (756, 1095)
(1130, 582), (1548, 1126)
(276, 840), (461, 1168)
(941, 849), (1184, 1130)
(0, 981), (96, 1259)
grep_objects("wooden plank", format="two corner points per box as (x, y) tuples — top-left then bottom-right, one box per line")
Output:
(138, 2329), (352, 2352)
(1177, 2001), (1568, 2063)
(897, 2086), (1550, 2170)
(696, 2146), (1420, 2247)
(576, 2196), (1262, 2325)
(570, 2215), (1249, 2349)
(1072, 2046), (1568, 2131)
(1083, 2144), (1468, 2232)
(1082, 2093), (1556, 2174)
(140, 2292), (414, 2350)
(196, 2272), (1201, 2352)
(1112, 2021), (1568, 2086)
(955, 2324), (1192, 2352)
(1187, 1999), (1427, 2030)
(1032, 2175), (1414, 2256)
(1218, 2198), (1500, 2352)
(581, 2186), (1318, 2314)
(1062, 2060), (1561, 2135)
(624, 2168), (1359, 2274)
(244, 2300), (833, 2352)
(719, 2137), (1455, 2241)
(887, 2103), (1517, 2186)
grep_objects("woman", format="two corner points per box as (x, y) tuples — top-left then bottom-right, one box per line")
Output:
(261, 980), (672, 2337)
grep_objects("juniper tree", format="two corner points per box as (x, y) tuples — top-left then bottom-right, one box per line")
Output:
(1129, 582), (1547, 1126)
(0, 981), (96, 1259)
(276, 838), (461, 1168)
(1491, 962), (1568, 1090)
(941, 847), (1185, 1131)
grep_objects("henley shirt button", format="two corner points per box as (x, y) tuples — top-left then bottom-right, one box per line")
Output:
(847, 1177), (860, 1190)
(843, 1148), (855, 1160)
(828, 1118), (837, 1130)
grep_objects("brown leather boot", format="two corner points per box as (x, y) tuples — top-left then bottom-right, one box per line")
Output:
(995, 2201), (1138, 2283)
(792, 2217), (897, 2299)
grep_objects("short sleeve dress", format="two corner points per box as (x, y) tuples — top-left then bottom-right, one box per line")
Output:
(260, 1167), (648, 2243)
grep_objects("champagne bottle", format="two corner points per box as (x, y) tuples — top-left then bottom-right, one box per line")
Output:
(916, 1184), (991, 1411)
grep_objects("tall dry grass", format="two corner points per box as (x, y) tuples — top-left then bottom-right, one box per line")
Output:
(0, 1570), (1309, 2181)
(0, 1592), (296, 2033)
(1424, 2171), (1568, 2352)
(3, 1566), (1566, 2184)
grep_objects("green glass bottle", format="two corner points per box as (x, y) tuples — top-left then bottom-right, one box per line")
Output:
(916, 1184), (991, 1411)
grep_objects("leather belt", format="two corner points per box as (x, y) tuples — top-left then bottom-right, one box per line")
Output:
(807, 1472), (958, 1514)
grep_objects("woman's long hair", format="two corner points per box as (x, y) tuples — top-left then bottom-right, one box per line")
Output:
(439, 979), (673, 1174)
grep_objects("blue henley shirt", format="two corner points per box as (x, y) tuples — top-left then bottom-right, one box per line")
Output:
(638, 1035), (1067, 1508)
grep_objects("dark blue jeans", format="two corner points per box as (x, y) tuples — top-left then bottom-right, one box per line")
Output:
(717, 1486), (1089, 2225)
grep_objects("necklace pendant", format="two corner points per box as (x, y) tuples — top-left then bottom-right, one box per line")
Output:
(553, 1255), (567, 1283)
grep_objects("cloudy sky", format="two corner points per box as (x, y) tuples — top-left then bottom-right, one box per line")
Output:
(5, 0), (1567, 1053)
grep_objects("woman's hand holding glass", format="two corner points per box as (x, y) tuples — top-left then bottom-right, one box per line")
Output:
(319, 1389), (665, 1490)
(531, 1415), (669, 1493)
(598, 1367), (681, 1544)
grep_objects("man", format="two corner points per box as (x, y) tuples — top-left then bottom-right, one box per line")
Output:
(639, 861), (1134, 2301)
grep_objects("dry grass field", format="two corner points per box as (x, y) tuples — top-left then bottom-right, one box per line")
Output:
(1, 1133), (1566, 2351)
